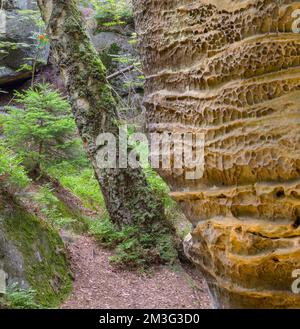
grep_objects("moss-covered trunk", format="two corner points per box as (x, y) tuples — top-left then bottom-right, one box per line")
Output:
(37, 0), (165, 227)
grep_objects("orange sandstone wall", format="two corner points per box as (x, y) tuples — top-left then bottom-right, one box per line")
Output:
(134, 0), (300, 308)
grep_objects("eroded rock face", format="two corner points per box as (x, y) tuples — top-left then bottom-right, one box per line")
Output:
(134, 0), (300, 308)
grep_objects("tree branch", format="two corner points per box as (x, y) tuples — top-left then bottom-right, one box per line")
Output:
(106, 65), (135, 80)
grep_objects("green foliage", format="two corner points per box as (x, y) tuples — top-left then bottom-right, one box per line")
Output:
(34, 185), (70, 226)
(0, 41), (16, 55)
(0, 41), (31, 56)
(87, 215), (178, 269)
(144, 167), (176, 210)
(1, 84), (80, 172)
(99, 42), (121, 73)
(34, 184), (88, 232)
(16, 63), (33, 72)
(82, 0), (133, 26)
(5, 284), (42, 309)
(2, 206), (72, 307)
(32, 179), (91, 233)
(48, 162), (104, 210)
(0, 143), (29, 188)
(143, 167), (191, 241)
(123, 128), (176, 210)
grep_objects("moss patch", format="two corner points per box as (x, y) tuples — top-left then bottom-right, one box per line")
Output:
(1, 204), (72, 308)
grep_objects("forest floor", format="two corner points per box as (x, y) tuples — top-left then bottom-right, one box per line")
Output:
(61, 233), (211, 309)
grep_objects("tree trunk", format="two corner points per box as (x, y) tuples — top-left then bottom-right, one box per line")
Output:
(37, 0), (166, 228)
(134, 0), (300, 308)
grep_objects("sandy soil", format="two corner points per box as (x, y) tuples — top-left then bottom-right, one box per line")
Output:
(61, 234), (211, 309)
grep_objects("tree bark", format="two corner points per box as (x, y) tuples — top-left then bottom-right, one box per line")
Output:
(37, 0), (166, 228)
(134, 0), (300, 308)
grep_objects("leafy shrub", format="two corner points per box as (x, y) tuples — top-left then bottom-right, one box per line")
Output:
(5, 284), (42, 309)
(87, 216), (178, 269)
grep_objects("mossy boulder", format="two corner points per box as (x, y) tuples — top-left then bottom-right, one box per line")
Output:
(0, 194), (72, 308)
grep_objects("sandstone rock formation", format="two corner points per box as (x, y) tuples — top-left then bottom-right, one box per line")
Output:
(134, 0), (300, 308)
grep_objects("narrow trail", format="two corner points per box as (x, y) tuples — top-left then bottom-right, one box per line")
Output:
(61, 234), (211, 309)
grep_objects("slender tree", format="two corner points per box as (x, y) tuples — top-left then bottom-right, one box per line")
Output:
(37, 0), (165, 227)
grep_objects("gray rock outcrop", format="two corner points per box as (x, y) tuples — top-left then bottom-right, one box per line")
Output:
(0, 0), (49, 86)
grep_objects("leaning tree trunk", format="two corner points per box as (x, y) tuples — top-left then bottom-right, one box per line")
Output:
(134, 0), (300, 308)
(37, 0), (166, 228)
